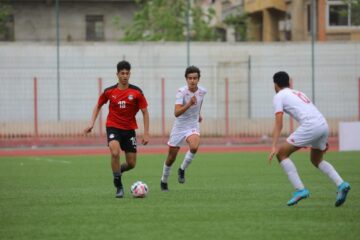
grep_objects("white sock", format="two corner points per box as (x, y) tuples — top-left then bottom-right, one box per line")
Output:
(318, 160), (343, 187)
(161, 163), (172, 183)
(180, 151), (195, 170)
(280, 158), (305, 190)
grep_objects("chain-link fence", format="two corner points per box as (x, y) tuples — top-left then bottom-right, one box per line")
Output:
(0, 42), (359, 145)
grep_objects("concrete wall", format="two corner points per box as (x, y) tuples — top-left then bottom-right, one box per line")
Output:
(0, 42), (359, 137)
(11, 1), (137, 41)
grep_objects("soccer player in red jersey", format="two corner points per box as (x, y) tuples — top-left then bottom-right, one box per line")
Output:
(84, 60), (149, 198)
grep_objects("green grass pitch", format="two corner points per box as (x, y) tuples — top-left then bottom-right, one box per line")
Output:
(0, 151), (359, 240)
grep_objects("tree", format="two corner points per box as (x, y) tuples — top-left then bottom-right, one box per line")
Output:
(348, 0), (360, 25)
(0, 1), (11, 36)
(341, 0), (360, 26)
(122, 0), (218, 41)
(191, 6), (217, 41)
(223, 12), (248, 41)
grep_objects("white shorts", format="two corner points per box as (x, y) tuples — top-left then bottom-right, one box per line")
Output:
(287, 122), (329, 151)
(167, 128), (200, 147)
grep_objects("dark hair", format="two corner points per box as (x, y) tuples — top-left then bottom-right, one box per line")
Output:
(273, 71), (290, 88)
(185, 65), (201, 78)
(117, 60), (131, 72)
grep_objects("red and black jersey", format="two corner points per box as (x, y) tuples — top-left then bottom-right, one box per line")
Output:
(98, 84), (148, 130)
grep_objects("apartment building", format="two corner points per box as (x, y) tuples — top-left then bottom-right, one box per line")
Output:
(0, 0), (137, 42)
(200, 0), (360, 41)
(1, 0), (359, 42)
(244, 0), (360, 41)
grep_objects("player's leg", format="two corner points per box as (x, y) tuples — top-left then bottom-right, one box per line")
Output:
(178, 134), (200, 184)
(277, 142), (309, 206)
(311, 138), (350, 207)
(280, 126), (315, 206)
(123, 152), (137, 172)
(311, 147), (344, 186)
(108, 140), (124, 198)
(161, 131), (183, 191)
(277, 142), (304, 191)
(161, 146), (180, 191)
(119, 130), (137, 173)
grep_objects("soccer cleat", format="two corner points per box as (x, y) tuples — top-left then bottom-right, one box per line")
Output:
(160, 181), (169, 191)
(115, 186), (124, 198)
(287, 188), (310, 206)
(335, 181), (351, 207)
(178, 168), (185, 184)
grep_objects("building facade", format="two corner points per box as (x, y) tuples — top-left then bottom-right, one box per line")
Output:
(198, 0), (244, 42)
(199, 0), (360, 42)
(0, 0), (137, 42)
(1, 0), (359, 42)
(244, 0), (360, 42)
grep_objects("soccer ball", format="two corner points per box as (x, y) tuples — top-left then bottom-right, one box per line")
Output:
(130, 181), (149, 198)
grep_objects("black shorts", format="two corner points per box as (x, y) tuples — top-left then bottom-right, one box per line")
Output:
(106, 127), (137, 153)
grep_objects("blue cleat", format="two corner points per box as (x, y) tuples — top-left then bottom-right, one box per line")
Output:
(287, 188), (310, 206)
(335, 181), (351, 207)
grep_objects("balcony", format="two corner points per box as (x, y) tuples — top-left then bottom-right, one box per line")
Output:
(244, 0), (286, 13)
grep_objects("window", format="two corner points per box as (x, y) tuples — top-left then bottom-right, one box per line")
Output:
(329, 4), (348, 26)
(327, 0), (360, 27)
(86, 15), (104, 41)
(0, 15), (14, 41)
(350, 2), (360, 26)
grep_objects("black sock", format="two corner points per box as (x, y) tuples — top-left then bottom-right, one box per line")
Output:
(113, 171), (122, 188)
(120, 163), (127, 173)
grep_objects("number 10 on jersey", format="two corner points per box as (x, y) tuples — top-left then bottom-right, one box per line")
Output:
(118, 101), (126, 108)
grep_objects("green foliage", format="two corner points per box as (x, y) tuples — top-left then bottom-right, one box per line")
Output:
(341, 0), (360, 26)
(349, 0), (360, 25)
(123, 0), (218, 41)
(224, 12), (248, 41)
(0, 1), (11, 35)
(191, 6), (218, 41)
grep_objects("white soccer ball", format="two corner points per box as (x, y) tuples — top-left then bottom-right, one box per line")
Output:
(130, 181), (149, 198)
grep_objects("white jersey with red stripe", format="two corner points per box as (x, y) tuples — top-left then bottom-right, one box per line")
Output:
(273, 88), (326, 126)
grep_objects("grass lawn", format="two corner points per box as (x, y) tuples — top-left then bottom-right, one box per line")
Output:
(0, 151), (359, 240)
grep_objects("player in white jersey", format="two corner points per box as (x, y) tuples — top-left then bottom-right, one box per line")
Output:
(160, 66), (207, 191)
(268, 71), (350, 207)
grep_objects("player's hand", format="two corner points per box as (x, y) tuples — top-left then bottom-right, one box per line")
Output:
(83, 126), (93, 134)
(268, 146), (277, 164)
(142, 133), (149, 145)
(190, 95), (197, 105)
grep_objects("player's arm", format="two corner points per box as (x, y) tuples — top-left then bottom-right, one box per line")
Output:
(199, 100), (204, 122)
(140, 107), (149, 145)
(84, 103), (102, 134)
(268, 112), (283, 163)
(174, 95), (196, 117)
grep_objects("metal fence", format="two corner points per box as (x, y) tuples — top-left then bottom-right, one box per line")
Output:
(0, 42), (359, 145)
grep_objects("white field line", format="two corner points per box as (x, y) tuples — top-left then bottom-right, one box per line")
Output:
(26, 157), (71, 164)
